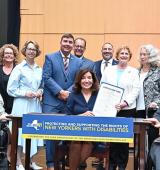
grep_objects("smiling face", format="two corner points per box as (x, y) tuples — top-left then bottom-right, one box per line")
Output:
(60, 37), (74, 56)
(74, 39), (86, 57)
(80, 72), (93, 91)
(101, 43), (114, 61)
(3, 48), (15, 64)
(25, 43), (37, 60)
(139, 47), (149, 66)
(117, 48), (131, 65)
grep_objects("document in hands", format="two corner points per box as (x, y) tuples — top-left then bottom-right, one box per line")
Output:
(93, 83), (124, 117)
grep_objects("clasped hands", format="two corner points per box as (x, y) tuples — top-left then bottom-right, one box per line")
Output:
(25, 90), (42, 99)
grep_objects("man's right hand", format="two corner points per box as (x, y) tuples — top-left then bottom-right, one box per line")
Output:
(58, 90), (70, 101)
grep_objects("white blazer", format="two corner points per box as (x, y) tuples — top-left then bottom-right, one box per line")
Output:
(101, 65), (140, 110)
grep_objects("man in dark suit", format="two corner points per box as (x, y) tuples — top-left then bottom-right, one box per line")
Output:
(95, 42), (118, 82)
(145, 110), (160, 170)
(94, 42), (118, 169)
(42, 33), (82, 170)
(74, 37), (95, 72)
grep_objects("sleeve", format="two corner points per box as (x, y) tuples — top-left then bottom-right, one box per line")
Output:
(37, 76), (44, 95)
(65, 93), (75, 115)
(152, 75), (160, 106)
(7, 66), (27, 97)
(124, 70), (140, 106)
(42, 55), (63, 96)
(154, 109), (160, 122)
(0, 94), (5, 113)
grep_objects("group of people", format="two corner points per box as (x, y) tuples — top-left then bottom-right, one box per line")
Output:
(0, 33), (160, 170)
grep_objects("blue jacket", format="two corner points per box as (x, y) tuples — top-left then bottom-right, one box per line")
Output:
(42, 51), (82, 111)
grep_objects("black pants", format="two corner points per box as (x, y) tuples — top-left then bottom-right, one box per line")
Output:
(109, 108), (136, 170)
(135, 110), (146, 118)
(109, 143), (129, 170)
(146, 109), (159, 170)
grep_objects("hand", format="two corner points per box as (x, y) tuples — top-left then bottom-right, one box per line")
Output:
(25, 91), (36, 98)
(80, 111), (94, 116)
(0, 113), (9, 120)
(145, 118), (160, 128)
(58, 90), (70, 101)
(115, 101), (128, 111)
(34, 91), (42, 98)
(148, 102), (158, 109)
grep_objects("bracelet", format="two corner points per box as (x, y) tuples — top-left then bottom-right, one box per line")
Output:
(123, 100), (129, 106)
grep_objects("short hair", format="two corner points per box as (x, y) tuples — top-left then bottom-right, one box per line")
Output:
(21, 40), (41, 57)
(140, 44), (160, 66)
(73, 69), (99, 93)
(74, 37), (86, 48)
(102, 42), (113, 49)
(0, 44), (19, 65)
(60, 33), (74, 42)
(115, 46), (132, 60)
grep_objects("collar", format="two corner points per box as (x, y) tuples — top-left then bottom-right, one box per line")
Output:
(60, 51), (71, 59)
(22, 60), (39, 68)
(102, 58), (113, 64)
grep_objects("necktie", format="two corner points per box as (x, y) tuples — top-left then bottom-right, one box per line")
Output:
(104, 61), (108, 70)
(63, 57), (69, 71)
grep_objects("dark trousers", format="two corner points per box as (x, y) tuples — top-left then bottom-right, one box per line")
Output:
(109, 143), (129, 170)
(150, 139), (160, 170)
(146, 109), (159, 170)
(135, 110), (146, 118)
(109, 108), (136, 170)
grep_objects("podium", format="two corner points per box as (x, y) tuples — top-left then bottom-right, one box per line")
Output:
(8, 115), (150, 170)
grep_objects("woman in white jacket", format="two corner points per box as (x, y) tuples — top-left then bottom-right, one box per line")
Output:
(101, 46), (140, 170)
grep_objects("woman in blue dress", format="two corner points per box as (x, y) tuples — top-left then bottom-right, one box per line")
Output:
(7, 41), (43, 170)
(65, 69), (99, 170)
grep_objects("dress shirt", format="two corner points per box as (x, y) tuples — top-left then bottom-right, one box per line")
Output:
(100, 58), (113, 74)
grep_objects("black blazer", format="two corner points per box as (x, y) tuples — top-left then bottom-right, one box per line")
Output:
(94, 59), (118, 82)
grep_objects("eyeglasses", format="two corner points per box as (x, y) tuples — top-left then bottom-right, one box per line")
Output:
(75, 45), (85, 49)
(4, 52), (14, 55)
(26, 48), (37, 52)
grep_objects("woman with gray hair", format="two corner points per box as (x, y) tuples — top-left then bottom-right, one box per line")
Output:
(136, 44), (160, 170)
(136, 44), (160, 118)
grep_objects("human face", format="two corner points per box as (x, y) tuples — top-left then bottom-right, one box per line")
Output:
(139, 48), (149, 65)
(60, 37), (74, 56)
(25, 43), (37, 60)
(74, 39), (86, 57)
(3, 48), (15, 64)
(101, 43), (114, 61)
(117, 48), (130, 65)
(80, 72), (93, 90)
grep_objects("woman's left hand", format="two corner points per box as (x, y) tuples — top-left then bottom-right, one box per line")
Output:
(115, 101), (128, 111)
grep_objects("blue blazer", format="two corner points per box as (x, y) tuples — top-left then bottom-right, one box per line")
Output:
(42, 51), (82, 110)
(65, 91), (98, 115)
(95, 59), (118, 82)
(80, 56), (95, 72)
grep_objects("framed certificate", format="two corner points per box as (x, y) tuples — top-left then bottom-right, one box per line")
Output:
(93, 83), (124, 117)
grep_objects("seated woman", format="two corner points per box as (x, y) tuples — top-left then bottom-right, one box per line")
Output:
(65, 69), (99, 170)
(0, 94), (10, 170)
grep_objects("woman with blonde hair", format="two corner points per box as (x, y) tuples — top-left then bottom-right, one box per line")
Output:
(0, 44), (18, 114)
(7, 40), (43, 170)
(101, 46), (140, 170)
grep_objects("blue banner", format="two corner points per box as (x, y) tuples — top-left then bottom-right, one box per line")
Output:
(22, 114), (134, 143)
